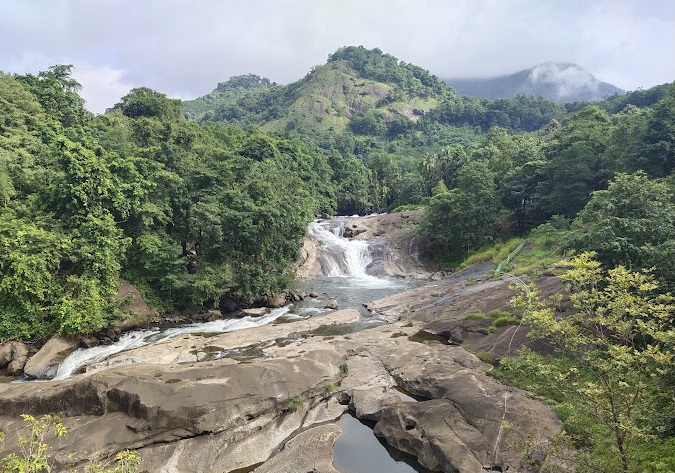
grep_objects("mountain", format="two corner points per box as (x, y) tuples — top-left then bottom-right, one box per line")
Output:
(183, 74), (274, 120)
(445, 62), (624, 103)
(183, 46), (452, 135)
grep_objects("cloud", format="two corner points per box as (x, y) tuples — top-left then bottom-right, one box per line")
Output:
(0, 0), (672, 113)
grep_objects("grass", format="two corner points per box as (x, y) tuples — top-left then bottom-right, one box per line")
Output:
(458, 224), (569, 276)
(459, 238), (523, 269)
(474, 350), (496, 365)
(286, 395), (306, 412)
(461, 312), (490, 320)
(486, 315), (518, 333)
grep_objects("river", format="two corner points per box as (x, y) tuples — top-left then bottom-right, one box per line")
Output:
(49, 217), (433, 472)
(56, 217), (417, 376)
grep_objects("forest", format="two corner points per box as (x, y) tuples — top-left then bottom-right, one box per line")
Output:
(1, 46), (674, 472)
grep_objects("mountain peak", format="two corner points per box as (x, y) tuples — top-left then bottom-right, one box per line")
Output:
(446, 63), (624, 103)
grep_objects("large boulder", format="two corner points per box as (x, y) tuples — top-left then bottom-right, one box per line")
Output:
(22, 337), (79, 379)
(0, 341), (29, 375)
(252, 424), (342, 473)
(112, 281), (156, 330)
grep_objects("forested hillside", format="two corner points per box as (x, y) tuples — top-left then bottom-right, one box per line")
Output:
(2, 44), (675, 473)
(0, 67), (333, 340)
(2, 45), (674, 339)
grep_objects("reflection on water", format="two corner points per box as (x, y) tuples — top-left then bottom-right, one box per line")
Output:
(333, 413), (434, 473)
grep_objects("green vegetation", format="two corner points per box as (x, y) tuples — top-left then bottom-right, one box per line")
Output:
(494, 254), (675, 473)
(0, 415), (140, 473)
(0, 67), (333, 341)
(460, 312), (490, 320)
(285, 395), (306, 413)
(2, 44), (675, 471)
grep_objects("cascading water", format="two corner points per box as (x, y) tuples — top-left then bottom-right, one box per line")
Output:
(53, 218), (415, 380)
(307, 220), (372, 277)
(53, 306), (293, 380)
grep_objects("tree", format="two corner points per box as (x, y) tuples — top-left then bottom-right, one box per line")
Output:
(565, 172), (675, 288)
(111, 87), (182, 121)
(420, 161), (497, 262)
(515, 253), (675, 473)
(538, 106), (614, 217)
(641, 82), (675, 177)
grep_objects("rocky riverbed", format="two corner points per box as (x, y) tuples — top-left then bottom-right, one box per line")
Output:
(0, 213), (564, 472)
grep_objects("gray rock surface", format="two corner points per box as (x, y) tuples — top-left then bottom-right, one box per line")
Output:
(0, 341), (29, 375)
(22, 337), (79, 379)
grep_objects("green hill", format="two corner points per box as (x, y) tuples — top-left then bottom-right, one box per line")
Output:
(184, 46), (451, 136)
(183, 73), (273, 120)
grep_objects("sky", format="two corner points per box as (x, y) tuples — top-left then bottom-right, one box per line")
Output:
(1, 0), (673, 113)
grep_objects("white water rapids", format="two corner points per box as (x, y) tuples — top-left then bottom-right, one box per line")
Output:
(53, 217), (408, 380)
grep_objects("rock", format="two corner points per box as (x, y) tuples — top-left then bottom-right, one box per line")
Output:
(0, 341), (29, 375)
(252, 424), (342, 473)
(266, 295), (287, 308)
(112, 281), (156, 330)
(205, 309), (222, 322)
(219, 296), (238, 314)
(79, 336), (100, 349)
(0, 297), (561, 473)
(323, 300), (338, 310)
(290, 289), (306, 301)
(22, 337), (79, 379)
(309, 292), (319, 298)
(242, 307), (269, 317)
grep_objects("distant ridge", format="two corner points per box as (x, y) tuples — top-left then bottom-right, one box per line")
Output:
(445, 62), (624, 103)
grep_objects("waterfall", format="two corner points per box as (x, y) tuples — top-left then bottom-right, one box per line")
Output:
(307, 220), (372, 277)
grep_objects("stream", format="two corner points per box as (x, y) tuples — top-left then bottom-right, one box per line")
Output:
(55, 217), (416, 378)
(51, 217), (432, 472)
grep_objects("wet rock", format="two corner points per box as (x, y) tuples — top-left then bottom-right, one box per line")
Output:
(242, 307), (269, 317)
(205, 310), (222, 322)
(323, 300), (339, 310)
(79, 336), (100, 349)
(23, 337), (79, 379)
(266, 294), (287, 308)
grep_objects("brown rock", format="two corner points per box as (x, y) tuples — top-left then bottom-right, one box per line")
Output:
(242, 307), (269, 317)
(1, 341), (29, 375)
(323, 300), (339, 310)
(23, 337), (79, 379)
(266, 295), (287, 308)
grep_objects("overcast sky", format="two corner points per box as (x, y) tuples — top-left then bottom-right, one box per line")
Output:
(1, 0), (673, 113)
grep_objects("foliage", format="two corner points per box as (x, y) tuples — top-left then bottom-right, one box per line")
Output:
(0, 415), (141, 473)
(564, 172), (675, 288)
(0, 65), (335, 340)
(511, 253), (675, 472)
(420, 161), (497, 265)
(285, 395), (306, 412)
(0, 414), (66, 473)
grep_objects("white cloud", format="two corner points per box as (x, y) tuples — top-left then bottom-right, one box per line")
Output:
(72, 65), (135, 114)
(0, 0), (673, 112)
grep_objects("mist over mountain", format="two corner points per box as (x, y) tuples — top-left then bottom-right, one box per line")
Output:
(445, 62), (625, 103)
